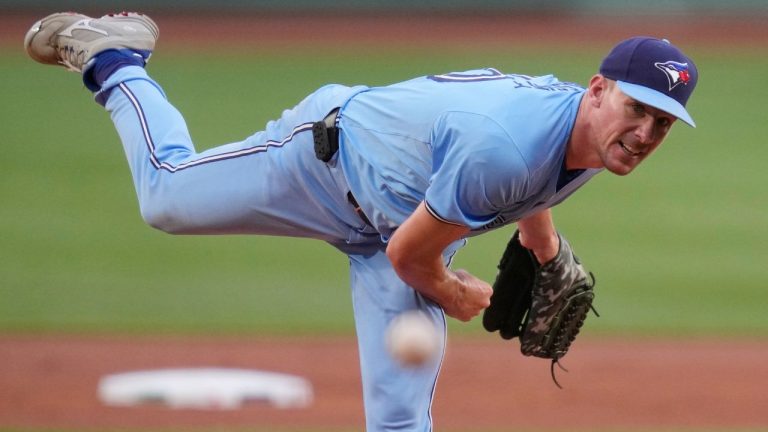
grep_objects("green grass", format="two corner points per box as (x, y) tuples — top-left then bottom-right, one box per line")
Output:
(1, 45), (766, 336)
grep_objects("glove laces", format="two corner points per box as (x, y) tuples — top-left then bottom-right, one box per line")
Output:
(549, 298), (599, 389)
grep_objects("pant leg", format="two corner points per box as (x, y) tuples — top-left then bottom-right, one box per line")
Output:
(99, 66), (367, 241)
(344, 238), (466, 432)
(348, 244), (445, 432)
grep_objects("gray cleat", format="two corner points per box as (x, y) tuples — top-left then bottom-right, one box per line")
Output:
(24, 11), (159, 73)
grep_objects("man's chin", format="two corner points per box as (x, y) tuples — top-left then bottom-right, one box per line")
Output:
(602, 149), (643, 176)
(604, 161), (636, 176)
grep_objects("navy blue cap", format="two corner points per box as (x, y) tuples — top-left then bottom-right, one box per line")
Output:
(600, 37), (698, 127)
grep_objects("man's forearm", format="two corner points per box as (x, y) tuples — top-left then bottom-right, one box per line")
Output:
(517, 209), (560, 264)
(386, 202), (492, 321)
(387, 251), (460, 310)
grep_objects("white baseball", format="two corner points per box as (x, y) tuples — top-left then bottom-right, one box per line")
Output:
(385, 310), (440, 367)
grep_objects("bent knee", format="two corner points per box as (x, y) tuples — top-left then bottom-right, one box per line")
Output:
(138, 201), (186, 234)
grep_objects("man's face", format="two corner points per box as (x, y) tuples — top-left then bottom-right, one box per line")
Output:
(593, 80), (676, 176)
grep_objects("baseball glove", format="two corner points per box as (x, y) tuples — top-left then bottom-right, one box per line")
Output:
(482, 231), (597, 387)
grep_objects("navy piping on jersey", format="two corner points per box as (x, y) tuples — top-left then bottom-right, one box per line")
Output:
(118, 82), (313, 173)
(424, 200), (466, 227)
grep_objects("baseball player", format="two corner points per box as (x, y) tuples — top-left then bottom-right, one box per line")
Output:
(25, 11), (698, 432)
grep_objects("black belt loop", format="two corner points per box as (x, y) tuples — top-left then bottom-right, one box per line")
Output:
(312, 108), (340, 162)
(347, 191), (373, 227)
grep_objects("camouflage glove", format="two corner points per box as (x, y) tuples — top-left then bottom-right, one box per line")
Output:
(482, 231), (597, 387)
(519, 233), (596, 362)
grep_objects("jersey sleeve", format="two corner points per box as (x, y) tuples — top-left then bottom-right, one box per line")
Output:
(424, 111), (531, 228)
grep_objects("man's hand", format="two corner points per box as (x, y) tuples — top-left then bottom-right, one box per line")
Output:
(447, 269), (493, 322)
(387, 202), (491, 321)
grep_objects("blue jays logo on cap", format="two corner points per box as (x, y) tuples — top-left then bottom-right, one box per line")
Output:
(654, 61), (692, 91)
(599, 36), (698, 127)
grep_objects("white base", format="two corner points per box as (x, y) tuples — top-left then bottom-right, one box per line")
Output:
(98, 368), (313, 410)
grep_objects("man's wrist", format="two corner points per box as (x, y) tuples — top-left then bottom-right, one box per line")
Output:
(522, 232), (559, 264)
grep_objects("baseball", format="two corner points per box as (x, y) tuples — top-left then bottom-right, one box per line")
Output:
(385, 310), (440, 367)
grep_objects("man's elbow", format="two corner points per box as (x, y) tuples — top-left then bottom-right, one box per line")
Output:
(385, 240), (406, 273)
(386, 237), (419, 280)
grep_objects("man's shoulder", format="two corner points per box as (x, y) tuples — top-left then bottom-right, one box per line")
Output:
(498, 80), (583, 165)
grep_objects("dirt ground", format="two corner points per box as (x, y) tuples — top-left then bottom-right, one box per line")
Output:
(1, 334), (767, 430)
(2, 11), (767, 431)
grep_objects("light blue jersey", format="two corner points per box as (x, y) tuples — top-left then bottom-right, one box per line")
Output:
(338, 68), (602, 240)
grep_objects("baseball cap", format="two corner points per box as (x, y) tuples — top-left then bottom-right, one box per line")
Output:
(600, 36), (698, 127)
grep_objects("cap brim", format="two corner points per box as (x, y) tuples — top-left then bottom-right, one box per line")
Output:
(616, 80), (696, 127)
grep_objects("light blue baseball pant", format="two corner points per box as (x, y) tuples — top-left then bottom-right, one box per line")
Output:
(98, 66), (461, 431)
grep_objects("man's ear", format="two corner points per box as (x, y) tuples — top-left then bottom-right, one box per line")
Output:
(587, 74), (608, 108)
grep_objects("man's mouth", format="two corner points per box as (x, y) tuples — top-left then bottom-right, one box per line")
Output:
(619, 141), (643, 157)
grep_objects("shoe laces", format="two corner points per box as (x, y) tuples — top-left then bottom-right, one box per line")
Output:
(57, 44), (86, 72)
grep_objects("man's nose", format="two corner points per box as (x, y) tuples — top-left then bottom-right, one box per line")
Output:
(635, 116), (656, 144)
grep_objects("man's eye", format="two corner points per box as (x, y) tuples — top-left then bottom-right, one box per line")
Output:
(632, 104), (645, 115)
(657, 117), (671, 128)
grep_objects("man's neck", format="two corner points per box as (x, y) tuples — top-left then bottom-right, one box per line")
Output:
(565, 95), (601, 170)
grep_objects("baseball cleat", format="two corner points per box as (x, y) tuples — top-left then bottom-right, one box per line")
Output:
(24, 11), (159, 73)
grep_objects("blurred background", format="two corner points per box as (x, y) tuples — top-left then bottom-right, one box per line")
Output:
(2, 0), (766, 336)
(0, 1), (766, 431)
(2, 0), (768, 14)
